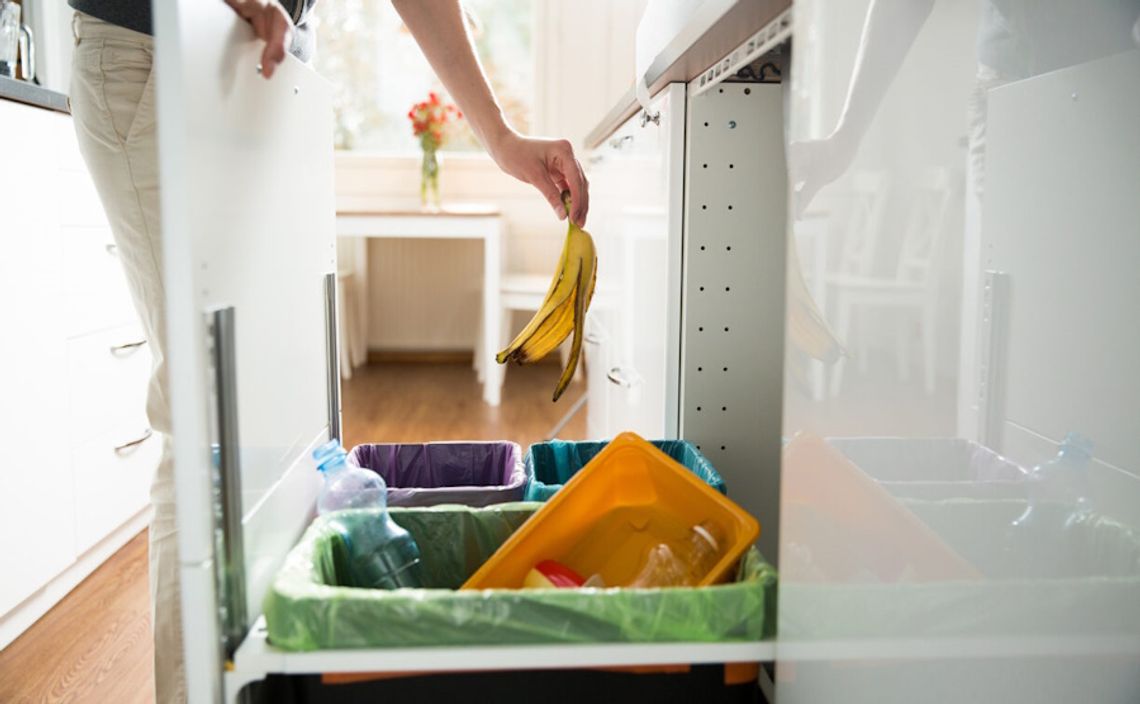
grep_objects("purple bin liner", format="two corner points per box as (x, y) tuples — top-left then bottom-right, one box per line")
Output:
(345, 442), (528, 507)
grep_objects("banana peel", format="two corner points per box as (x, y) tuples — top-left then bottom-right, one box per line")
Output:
(496, 192), (597, 402)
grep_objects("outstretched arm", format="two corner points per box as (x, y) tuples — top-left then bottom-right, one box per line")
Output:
(392, 0), (590, 226)
(790, 0), (935, 216)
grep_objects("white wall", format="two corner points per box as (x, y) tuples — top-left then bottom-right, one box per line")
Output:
(340, 0), (647, 352)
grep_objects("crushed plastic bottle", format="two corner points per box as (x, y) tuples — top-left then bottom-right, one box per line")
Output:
(314, 440), (423, 589)
(1005, 433), (1095, 577)
(627, 521), (725, 588)
(1010, 432), (1095, 530)
(314, 440), (387, 514)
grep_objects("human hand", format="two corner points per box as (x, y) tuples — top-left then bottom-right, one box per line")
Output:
(487, 131), (590, 226)
(224, 0), (293, 79)
(788, 128), (858, 219)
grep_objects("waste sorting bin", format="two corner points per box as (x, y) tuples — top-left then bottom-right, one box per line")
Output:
(346, 441), (528, 507)
(263, 503), (777, 652)
(827, 437), (1027, 501)
(523, 439), (726, 501)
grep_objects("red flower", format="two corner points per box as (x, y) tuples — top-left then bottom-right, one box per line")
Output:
(429, 91), (440, 105)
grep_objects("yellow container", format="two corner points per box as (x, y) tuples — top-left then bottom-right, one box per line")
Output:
(462, 432), (760, 590)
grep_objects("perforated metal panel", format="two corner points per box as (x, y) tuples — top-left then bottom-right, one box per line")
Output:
(680, 83), (786, 562)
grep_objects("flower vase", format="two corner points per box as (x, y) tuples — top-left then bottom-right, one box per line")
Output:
(420, 148), (441, 211)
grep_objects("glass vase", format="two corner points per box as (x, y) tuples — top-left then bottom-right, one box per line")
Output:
(420, 148), (441, 211)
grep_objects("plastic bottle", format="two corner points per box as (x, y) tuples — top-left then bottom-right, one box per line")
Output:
(627, 521), (725, 588)
(314, 440), (386, 514)
(313, 440), (424, 589)
(1005, 433), (1094, 577)
(1010, 432), (1095, 530)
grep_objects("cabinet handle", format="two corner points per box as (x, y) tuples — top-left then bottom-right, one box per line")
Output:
(105, 243), (118, 256)
(639, 110), (661, 128)
(109, 339), (148, 356)
(584, 332), (604, 346)
(114, 428), (153, 454)
(607, 366), (641, 388)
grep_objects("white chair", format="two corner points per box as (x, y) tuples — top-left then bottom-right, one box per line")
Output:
(827, 168), (952, 397)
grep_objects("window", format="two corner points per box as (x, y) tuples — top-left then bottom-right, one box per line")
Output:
(311, 0), (534, 152)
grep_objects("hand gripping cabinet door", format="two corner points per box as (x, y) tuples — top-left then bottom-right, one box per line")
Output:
(154, 2), (336, 701)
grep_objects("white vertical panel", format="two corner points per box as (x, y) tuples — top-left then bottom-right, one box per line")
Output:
(155, 1), (334, 697)
(984, 50), (1140, 476)
(681, 83), (787, 561)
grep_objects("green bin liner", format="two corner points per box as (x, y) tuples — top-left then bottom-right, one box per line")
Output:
(264, 503), (776, 651)
(524, 440), (726, 502)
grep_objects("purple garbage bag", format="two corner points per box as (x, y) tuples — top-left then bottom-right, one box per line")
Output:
(346, 442), (528, 507)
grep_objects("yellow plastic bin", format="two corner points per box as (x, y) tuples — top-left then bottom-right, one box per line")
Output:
(463, 432), (760, 590)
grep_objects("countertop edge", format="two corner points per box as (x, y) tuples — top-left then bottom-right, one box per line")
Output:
(0, 76), (70, 114)
(584, 0), (790, 151)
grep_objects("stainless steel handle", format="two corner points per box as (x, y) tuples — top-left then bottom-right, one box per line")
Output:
(639, 110), (661, 128)
(105, 243), (118, 256)
(18, 23), (34, 83)
(609, 134), (634, 150)
(324, 272), (342, 442)
(607, 366), (641, 388)
(113, 428), (152, 454)
(209, 306), (249, 658)
(109, 339), (147, 355)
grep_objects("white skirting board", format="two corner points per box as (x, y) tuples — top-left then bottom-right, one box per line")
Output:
(0, 507), (151, 650)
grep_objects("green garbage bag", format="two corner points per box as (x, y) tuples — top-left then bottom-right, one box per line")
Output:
(524, 440), (727, 502)
(264, 503), (776, 651)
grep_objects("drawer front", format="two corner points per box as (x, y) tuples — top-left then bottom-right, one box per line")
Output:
(63, 226), (138, 338)
(67, 324), (152, 446)
(72, 421), (159, 554)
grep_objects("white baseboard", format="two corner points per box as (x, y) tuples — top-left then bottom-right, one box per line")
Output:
(0, 507), (152, 650)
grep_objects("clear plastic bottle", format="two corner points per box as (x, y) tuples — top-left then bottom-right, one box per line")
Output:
(1010, 432), (1095, 531)
(1005, 433), (1094, 577)
(627, 521), (725, 588)
(313, 441), (423, 589)
(314, 440), (386, 514)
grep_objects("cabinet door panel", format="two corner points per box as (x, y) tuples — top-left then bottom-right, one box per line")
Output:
(0, 103), (76, 614)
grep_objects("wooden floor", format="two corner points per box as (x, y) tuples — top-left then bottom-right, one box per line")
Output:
(342, 361), (588, 449)
(0, 531), (154, 704)
(0, 362), (586, 701)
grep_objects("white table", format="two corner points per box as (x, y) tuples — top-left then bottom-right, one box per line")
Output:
(336, 205), (504, 406)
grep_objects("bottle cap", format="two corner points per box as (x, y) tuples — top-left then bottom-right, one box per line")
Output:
(313, 439), (347, 472)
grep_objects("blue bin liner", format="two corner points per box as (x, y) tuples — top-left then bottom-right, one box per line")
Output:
(523, 439), (726, 501)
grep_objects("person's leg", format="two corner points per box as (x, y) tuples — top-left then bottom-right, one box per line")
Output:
(69, 12), (184, 703)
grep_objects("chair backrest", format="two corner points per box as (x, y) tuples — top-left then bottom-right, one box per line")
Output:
(895, 168), (953, 286)
(836, 170), (891, 277)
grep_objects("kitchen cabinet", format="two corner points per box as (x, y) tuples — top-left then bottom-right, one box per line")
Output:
(0, 97), (153, 648)
(583, 83), (686, 441)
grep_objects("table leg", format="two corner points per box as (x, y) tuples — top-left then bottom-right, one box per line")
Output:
(482, 222), (502, 406)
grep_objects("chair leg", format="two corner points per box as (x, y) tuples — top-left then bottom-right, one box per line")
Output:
(829, 297), (854, 398)
(923, 302), (937, 395)
(473, 307), (485, 383)
(896, 315), (911, 383)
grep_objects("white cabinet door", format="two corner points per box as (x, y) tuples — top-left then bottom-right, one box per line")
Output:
(584, 84), (686, 440)
(155, 2), (335, 698)
(0, 101), (76, 615)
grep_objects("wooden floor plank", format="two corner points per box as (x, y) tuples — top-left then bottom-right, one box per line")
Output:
(0, 362), (587, 701)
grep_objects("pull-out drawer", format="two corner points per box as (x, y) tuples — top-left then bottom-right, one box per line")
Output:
(67, 324), (152, 446)
(62, 226), (137, 339)
(71, 420), (159, 554)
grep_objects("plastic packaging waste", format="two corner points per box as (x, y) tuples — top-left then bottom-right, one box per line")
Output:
(1010, 432), (1095, 530)
(315, 440), (387, 514)
(1005, 433), (1095, 577)
(628, 521), (725, 588)
(313, 441), (423, 589)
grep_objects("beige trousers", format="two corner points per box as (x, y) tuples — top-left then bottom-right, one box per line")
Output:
(70, 12), (185, 703)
